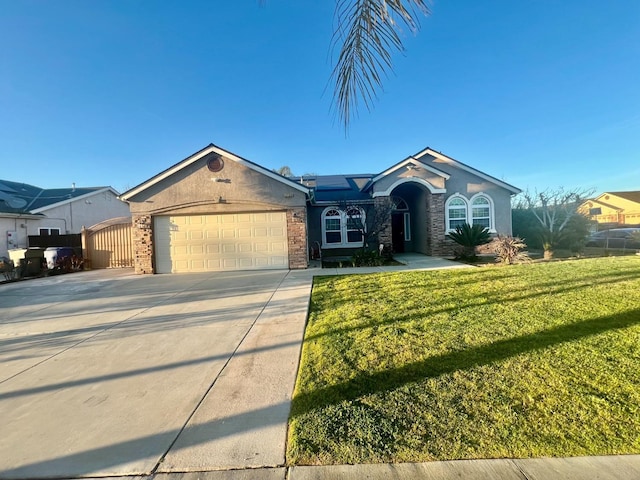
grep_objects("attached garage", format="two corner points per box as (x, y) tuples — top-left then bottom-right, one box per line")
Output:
(153, 212), (289, 273)
(120, 144), (309, 274)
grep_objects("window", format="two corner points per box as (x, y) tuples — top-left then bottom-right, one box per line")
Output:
(324, 209), (342, 244)
(446, 196), (468, 230)
(404, 212), (411, 241)
(445, 194), (495, 232)
(346, 207), (364, 243)
(39, 228), (61, 236)
(322, 207), (366, 247)
(391, 196), (409, 211)
(472, 196), (491, 228)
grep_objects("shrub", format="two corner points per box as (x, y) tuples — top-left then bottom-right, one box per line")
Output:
(351, 250), (384, 267)
(494, 235), (531, 264)
(449, 223), (492, 260)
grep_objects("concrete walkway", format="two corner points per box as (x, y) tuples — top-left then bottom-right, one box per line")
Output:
(1, 256), (638, 480)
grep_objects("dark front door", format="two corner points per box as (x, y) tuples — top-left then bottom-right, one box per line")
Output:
(392, 213), (405, 253)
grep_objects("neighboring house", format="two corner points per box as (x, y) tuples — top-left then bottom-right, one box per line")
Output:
(578, 191), (640, 228)
(121, 144), (520, 274)
(0, 179), (131, 257)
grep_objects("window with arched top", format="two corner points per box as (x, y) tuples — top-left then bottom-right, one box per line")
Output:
(321, 206), (366, 247)
(446, 196), (468, 231)
(323, 209), (342, 244)
(391, 196), (409, 211)
(471, 196), (492, 229)
(346, 207), (364, 243)
(445, 194), (495, 232)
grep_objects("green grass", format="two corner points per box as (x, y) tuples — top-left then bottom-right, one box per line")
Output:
(287, 256), (640, 464)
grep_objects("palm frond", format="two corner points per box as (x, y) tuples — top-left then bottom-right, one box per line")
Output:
(331, 0), (431, 130)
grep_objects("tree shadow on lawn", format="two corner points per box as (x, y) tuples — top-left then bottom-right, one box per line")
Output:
(306, 270), (640, 343)
(291, 307), (640, 415)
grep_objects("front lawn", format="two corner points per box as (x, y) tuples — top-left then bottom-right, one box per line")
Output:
(287, 256), (640, 464)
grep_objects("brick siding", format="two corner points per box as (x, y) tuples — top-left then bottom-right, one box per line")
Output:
(132, 214), (154, 274)
(374, 197), (393, 251)
(287, 208), (308, 269)
(426, 193), (451, 256)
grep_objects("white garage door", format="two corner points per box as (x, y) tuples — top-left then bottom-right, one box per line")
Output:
(154, 213), (289, 273)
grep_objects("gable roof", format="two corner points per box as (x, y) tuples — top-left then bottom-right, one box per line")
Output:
(585, 198), (623, 211)
(365, 156), (451, 189)
(413, 147), (522, 195)
(598, 191), (640, 204)
(120, 143), (309, 201)
(0, 179), (117, 215)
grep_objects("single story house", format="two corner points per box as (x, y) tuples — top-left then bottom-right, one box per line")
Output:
(0, 179), (130, 258)
(578, 191), (640, 228)
(121, 144), (520, 274)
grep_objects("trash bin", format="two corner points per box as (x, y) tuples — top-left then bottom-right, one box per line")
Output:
(7, 248), (27, 266)
(44, 247), (74, 269)
(20, 248), (45, 277)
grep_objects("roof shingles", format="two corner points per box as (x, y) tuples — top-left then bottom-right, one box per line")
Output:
(0, 180), (105, 214)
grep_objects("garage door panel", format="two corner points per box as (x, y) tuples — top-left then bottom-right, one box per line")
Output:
(272, 243), (287, 254)
(154, 212), (290, 273)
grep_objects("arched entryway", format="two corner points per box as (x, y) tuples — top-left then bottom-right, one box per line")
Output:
(387, 180), (439, 255)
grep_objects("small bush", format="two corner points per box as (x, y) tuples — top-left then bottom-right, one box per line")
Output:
(351, 250), (384, 267)
(449, 223), (492, 260)
(493, 235), (531, 264)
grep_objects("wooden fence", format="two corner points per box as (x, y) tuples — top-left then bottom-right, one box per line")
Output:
(81, 217), (133, 269)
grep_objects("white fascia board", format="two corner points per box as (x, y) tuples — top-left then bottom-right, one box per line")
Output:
(372, 177), (446, 197)
(369, 157), (451, 186)
(310, 199), (375, 206)
(589, 197), (623, 211)
(120, 145), (309, 201)
(30, 187), (115, 214)
(0, 212), (43, 219)
(415, 148), (522, 195)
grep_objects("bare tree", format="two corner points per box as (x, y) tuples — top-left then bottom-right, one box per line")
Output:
(517, 187), (594, 259)
(340, 198), (395, 254)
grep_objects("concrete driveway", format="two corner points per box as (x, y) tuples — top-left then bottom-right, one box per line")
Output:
(0, 268), (312, 479)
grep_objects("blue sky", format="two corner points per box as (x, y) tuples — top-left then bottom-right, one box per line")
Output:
(1, 1), (639, 196)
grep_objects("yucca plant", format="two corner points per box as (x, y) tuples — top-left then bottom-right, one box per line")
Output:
(494, 235), (531, 264)
(448, 223), (492, 260)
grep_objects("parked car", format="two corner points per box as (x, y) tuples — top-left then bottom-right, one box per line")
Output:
(585, 228), (640, 249)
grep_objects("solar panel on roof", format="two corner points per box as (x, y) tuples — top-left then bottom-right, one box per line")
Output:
(315, 175), (351, 190)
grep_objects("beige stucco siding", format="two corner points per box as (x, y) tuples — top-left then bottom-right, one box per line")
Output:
(127, 154), (306, 216)
(126, 151), (309, 273)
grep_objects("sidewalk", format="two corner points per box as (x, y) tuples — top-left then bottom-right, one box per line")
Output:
(309, 252), (473, 276)
(142, 454), (640, 479)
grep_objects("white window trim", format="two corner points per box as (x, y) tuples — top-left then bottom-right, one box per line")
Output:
(321, 206), (366, 248)
(445, 194), (469, 233)
(404, 212), (411, 241)
(445, 193), (496, 234)
(470, 192), (496, 233)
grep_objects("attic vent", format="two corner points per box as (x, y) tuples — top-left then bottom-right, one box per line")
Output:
(206, 154), (224, 172)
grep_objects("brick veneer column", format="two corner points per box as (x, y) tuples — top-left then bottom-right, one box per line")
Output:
(132, 214), (154, 274)
(427, 193), (449, 256)
(374, 197), (393, 251)
(287, 208), (308, 269)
